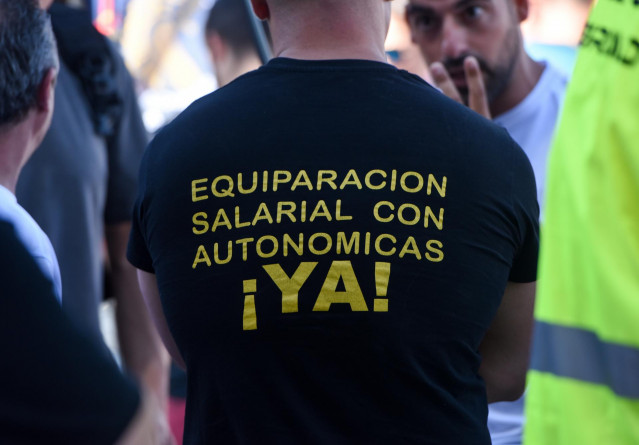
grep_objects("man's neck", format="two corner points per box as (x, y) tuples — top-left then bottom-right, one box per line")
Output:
(0, 123), (36, 194)
(270, 3), (389, 63)
(491, 53), (545, 118)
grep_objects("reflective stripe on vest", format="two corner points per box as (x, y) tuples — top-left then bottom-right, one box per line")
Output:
(530, 321), (639, 399)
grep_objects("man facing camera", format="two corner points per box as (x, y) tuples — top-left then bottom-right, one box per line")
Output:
(406, 0), (568, 442)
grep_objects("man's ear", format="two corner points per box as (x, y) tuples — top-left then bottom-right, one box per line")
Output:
(250, 0), (270, 20)
(206, 32), (228, 64)
(36, 68), (56, 113)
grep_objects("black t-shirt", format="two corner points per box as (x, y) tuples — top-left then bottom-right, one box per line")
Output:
(128, 58), (539, 444)
(0, 220), (139, 444)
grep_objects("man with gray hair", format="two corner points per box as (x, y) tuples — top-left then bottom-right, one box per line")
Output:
(0, 0), (61, 302)
(128, 0), (539, 442)
(0, 1), (170, 443)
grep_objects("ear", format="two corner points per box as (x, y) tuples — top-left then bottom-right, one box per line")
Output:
(250, 0), (270, 20)
(512, 0), (529, 22)
(36, 68), (56, 113)
(206, 32), (228, 64)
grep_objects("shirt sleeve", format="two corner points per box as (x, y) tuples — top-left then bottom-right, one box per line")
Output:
(127, 148), (155, 273)
(0, 220), (140, 444)
(104, 44), (149, 225)
(508, 140), (540, 283)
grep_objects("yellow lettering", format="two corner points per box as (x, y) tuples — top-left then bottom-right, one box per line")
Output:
(252, 203), (274, 226)
(238, 172), (258, 194)
(365, 232), (371, 255)
(375, 234), (397, 256)
(273, 170), (292, 192)
(399, 237), (422, 260)
(365, 170), (386, 190)
(398, 203), (420, 225)
(277, 202), (297, 223)
(243, 296), (257, 330)
(339, 169), (363, 190)
(214, 241), (233, 264)
(390, 169), (397, 191)
(192, 212), (209, 235)
(374, 201), (394, 223)
(212, 208), (233, 232)
(426, 240), (444, 262)
(211, 175), (235, 198)
(424, 207), (444, 230)
(309, 232), (332, 255)
(317, 170), (338, 191)
(191, 178), (208, 202)
(262, 171), (269, 192)
(236, 238), (254, 261)
(243, 280), (257, 331)
(374, 262), (391, 312)
(263, 262), (317, 313)
(283, 233), (304, 256)
(235, 207), (251, 228)
(256, 235), (278, 258)
(310, 200), (332, 222)
(336, 232), (360, 255)
(400, 171), (424, 193)
(313, 261), (368, 311)
(335, 199), (352, 221)
(427, 174), (447, 198)
(192, 245), (211, 269)
(291, 170), (314, 191)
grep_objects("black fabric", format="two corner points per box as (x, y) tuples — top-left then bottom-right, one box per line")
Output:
(49, 3), (123, 136)
(0, 220), (140, 444)
(128, 58), (539, 444)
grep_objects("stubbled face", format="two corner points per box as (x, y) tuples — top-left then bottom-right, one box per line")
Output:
(406, 0), (521, 104)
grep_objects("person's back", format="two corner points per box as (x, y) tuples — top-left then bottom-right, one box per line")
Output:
(128, 1), (538, 443)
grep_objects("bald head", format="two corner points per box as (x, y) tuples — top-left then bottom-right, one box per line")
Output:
(250, 0), (393, 62)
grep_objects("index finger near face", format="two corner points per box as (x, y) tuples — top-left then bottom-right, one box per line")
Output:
(463, 56), (491, 119)
(430, 62), (463, 104)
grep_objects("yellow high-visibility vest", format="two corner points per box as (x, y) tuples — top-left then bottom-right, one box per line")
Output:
(523, 1), (639, 443)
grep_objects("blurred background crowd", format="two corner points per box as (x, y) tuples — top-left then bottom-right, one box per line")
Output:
(85, 0), (588, 133)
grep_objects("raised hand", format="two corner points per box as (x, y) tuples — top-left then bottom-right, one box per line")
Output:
(430, 56), (492, 120)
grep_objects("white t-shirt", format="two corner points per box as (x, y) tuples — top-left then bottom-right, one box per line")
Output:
(488, 63), (568, 444)
(494, 62), (568, 214)
(0, 184), (62, 303)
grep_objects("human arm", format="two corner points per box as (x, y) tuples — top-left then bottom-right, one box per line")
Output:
(105, 222), (172, 404)
(137, 268), (186, 369)
(479, 281), (536, 403)
(115, 386), (174, 445)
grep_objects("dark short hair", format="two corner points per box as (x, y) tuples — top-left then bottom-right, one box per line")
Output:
(205, 0), (256, 56)
(0, 0), (58, 126)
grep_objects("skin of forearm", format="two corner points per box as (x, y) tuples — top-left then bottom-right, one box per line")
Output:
(112, 262), (170, 402)
(105, 222), (170, 404)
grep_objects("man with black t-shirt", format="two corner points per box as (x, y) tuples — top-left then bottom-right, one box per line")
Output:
(128, 0), (539, 443)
